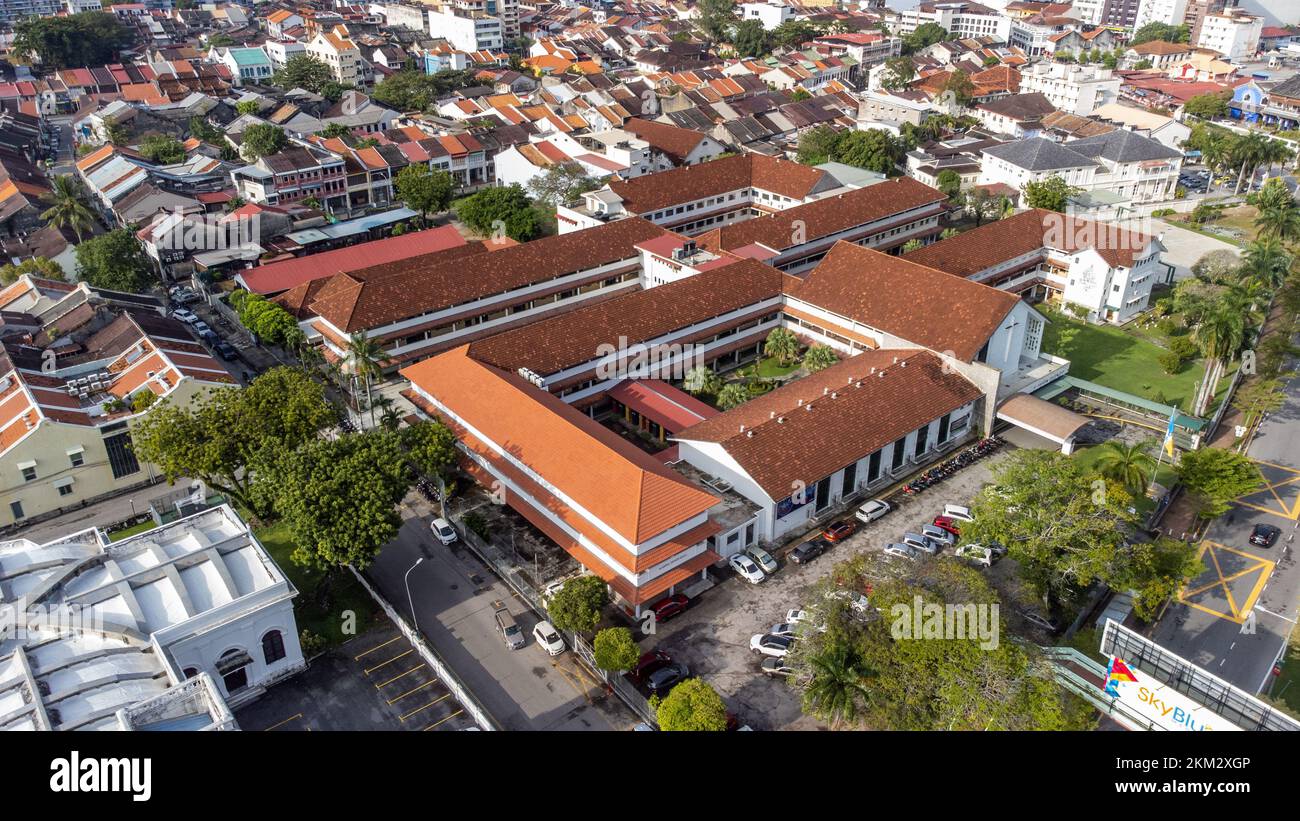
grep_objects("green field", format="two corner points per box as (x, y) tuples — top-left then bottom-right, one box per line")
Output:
(253, 519), (377, 647)
(753, 355), (801, 379)
(1071, 444), (1178, 516)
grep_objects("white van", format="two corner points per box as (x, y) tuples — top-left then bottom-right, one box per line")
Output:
(430, 517), (457, 545)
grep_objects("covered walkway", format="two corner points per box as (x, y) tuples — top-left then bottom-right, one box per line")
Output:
(997, 394), (1091, 454)
(607, 378), (719, 442)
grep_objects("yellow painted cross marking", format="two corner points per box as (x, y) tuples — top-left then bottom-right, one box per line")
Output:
(1177, 541), (1274, 624)
(1233, 460), (1300, 520)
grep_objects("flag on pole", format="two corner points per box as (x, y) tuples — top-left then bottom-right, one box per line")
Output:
(1162, 407), (1177, 458)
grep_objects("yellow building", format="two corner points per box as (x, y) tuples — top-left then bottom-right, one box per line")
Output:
(0, 306), (237, 528)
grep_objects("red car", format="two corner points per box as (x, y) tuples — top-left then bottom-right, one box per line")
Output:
(650, 593), (690, 622)
(631, 650), (671, 682)
(932, 516), (961, 537)
(822, 520), (858, 542)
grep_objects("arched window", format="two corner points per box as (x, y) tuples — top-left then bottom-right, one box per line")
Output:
(216, 648), (252, 694)
(262, 630), (286, 665)
(182, 667), (199, 679)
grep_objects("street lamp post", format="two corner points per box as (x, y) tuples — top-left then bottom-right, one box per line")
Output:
(405, 556), (425, 634)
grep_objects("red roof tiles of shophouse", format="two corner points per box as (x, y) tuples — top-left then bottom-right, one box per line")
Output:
(607, 153), (832, 214)
(788, 241), (1019, 361)
(674, 349), (982, 499)
(309, 217), (668, 333)
(695, 178), (946, 254)
(466, 257), (785, 375)
(401, 345), (719, 545)
(238, 225), (468, 295)
(622, 117), (710, 164)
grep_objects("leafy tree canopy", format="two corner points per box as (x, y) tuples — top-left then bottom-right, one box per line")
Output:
(74, 229), (156, 293)
(654, 678), (728, 731)
(592, 626), (639, 672)
(455, 184), (543, 241)
(13, 12), (135, 69)
(272, 55), (335, 94)
(395, 163), (455, 219)
(547, 575), (608, 633)
(1131, 22), (1189, 45)
(526, 162), (600, 206)
(241, 122), (288, 158)
(1176, 447), (1262, 518)
(1023, 174), (1081, 212)
(371, 69), (476, 111)
(0, 257), (65, 285)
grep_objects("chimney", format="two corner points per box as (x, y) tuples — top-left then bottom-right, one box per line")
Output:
(831, 391), (837, 399)
(878, 370), (886, 378)
(777, 416), (786, 423)
(746, 430), (754, 438)
(739, 424), (745, 433)
(797, 398), (803, 406)
(769, 411), (776, 419)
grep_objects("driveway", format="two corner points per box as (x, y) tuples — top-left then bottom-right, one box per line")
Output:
(646, 446), (1014, 730)
(365, 494), (637, 731)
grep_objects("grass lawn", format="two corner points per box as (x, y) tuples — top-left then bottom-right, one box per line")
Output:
(253, 518), (377, 647)
(107, 519), (160, 542)
(1266, 633), (1300, 720)
(1044, 312), (1207, 410)
(754, 356), (801, 379)
(1071, 444), (1177, 517)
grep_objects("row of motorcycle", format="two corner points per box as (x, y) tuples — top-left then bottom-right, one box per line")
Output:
(901, 435), (1006, 496)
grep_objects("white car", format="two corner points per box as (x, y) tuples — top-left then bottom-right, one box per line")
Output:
(855, 498), (891, 524)
(430, 517), (457, 545)
(729, 553), (767, 584)
(170, 308), (198, 324)
(769, 622), (798, 638)
(824, 589), (871, 614)
(750, 633), (794, 658)
(884, 543), (920, 562)
(746, 546), (778, 574)
(955, 543), (1007, 568)
(786, 608), (811, 624)
(943, 504), (975, 523)
(902, 532), (941, 555)
(543, 579), (568, 603)
(532, 620), (565, 656)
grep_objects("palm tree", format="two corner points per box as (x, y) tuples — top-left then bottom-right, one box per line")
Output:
(1191, 304), (1247, 415)
(348, 331), (384, 428)
(1243, 238), (1292, 290)
(1092, 440), (1157, 495)
(1229, 132), (1270, 194)
(802, 643), (874, 728)
(764, 327), (799, 366)
(1256, 204), (1300, 244)
(683, 365), (722, 396)
(40, 176), (97, 240)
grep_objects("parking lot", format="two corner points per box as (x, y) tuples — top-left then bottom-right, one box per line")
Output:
(645, 443), (1018, 730)
(234, 620), (479, 732)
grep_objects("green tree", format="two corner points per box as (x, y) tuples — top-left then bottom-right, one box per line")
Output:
(902, 22), (948, 54)
(935, 168), (962, 200)
(1121, 537), (1204, 621)
(241, 123), (287, 158)
(764, 326), (799, 365)
(803, 345), (839, 372)
(731, 18), (769, 57)
(371, 69), (476, 111)
(1191, 302), (1248, 414)
(0, 257), (66, 285)
(1130, 22), (1189, 45)
(74, 229), (154, 293)
(654, 678), (728, 731)
(696, 0), (737, 42)
(592, 627), (639, 672)
(1023, 174), (1081, 212)
(395, 163), (455, 221)
(263, 429), (412, 570)
(132, 367), (336, 518)
(939, 69), (976, 106)
(1232, 377), (1287, 430)
(796, 124), (842, 165)
(771, 20), (823, 50)
(801, 641), (875, 728)
(272, 54), (335, 94)
(189, 116), (226, 145)
(878, 55), (916, 90)
(1090, 440), (1156, 495)
(834, 129), (904, 175)
(138, 134), (186, 164)
(348, 331), (384, 427)
(321, 122), (351, 139)
(964, 185), (1000, 226)
(400, 420), (459, 479)
(683, 365), (722, 396)
(455, 184), (542, 241)
(547, 575), (608, 633)
(716, 383), (750, 410)
(965, 450), (1138, 615)
(235, 100), (261, 116)
(12, 12), (135, 69)
(40, 175), (97, 241)
(1176, 447), (1262, 518)
(1183, 92), (1229, 120)
(526, 162), (599, 206)
(1243, 238), (1292, 290)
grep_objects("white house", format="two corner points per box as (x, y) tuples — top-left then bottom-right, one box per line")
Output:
(1019, 62), (1120, 117)
(1196, 11), (1264, 60)
(739, 1), (794, 30)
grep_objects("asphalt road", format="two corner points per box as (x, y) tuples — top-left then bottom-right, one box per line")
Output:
(1152, 367), (1300, 695)
(365, 494), (636, 731)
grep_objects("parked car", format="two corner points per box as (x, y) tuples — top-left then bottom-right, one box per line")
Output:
(646, 661), (689, 695)
(931, 515), (961, 537)
(532, 620), (565, 656)
(170, 308), (198, 324)
(749, 633), (794, 658)
(494, 607), (526, 650)
(786, 608), (811, 624)
(649, 593), (690, 622)
(942, 504), (974, 522)
(790, 537), (830, 564)
(631, 650), (671, 682)
(1249, 523), (1281, 548)
(190, 320), (214, 338)
(955, 543), (1007, 568)
(902, 532), (941, 555)
(430, 517), (457, 545)
(822, 519), (857, 542)
(760, 657), (795, 678)
(746, 546), (778, 574)
(769, 622), (798, 638)
(855, 498), (891, 524)
(921, 524), (955, 548)
(543, 579), (569, 604)
(729, 552), (767, 584)
(884, 543), (920, 562)
(213, 340), (239, 360)
(825, 589), (871, 614)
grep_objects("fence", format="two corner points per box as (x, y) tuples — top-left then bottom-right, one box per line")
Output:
(349, 566), (501, 731)
(457, 524), (657, 726)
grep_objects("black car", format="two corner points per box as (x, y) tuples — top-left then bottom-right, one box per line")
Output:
(213, 340), (239, 360)
(645, 661), (689, 695)
(790, 537), (830, 565)
(1249, 523), (1281, 548)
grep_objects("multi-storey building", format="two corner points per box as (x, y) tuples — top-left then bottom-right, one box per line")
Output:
(898, 2), (1013, 41)
(1196, 10), (1263, 59)
(1019, 62), (1121, 116)
(427, 7), (505, 53)
(305, 25), (362, 86)
(1135, 0), (1189, 28)
(231, 144), (349, 212)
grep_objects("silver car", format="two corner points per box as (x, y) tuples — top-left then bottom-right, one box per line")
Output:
(884, 543), (920, 562)
(902, 532), (941, 555)
(746, 546), (778, 574)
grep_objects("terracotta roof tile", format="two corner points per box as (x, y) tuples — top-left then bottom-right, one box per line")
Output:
(608, 153), (832, 214)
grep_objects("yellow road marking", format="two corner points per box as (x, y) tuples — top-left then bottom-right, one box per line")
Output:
(263, 713), (303, 731)
(423, 709), (464, 731)
(1177, 541), (1275, 624)
(375, 665), (426, 688)
(400, 692), (451, 721)
(388, 678), (439, 704)
(354, 635), (402, 660)
(364, 648), (414, 675)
